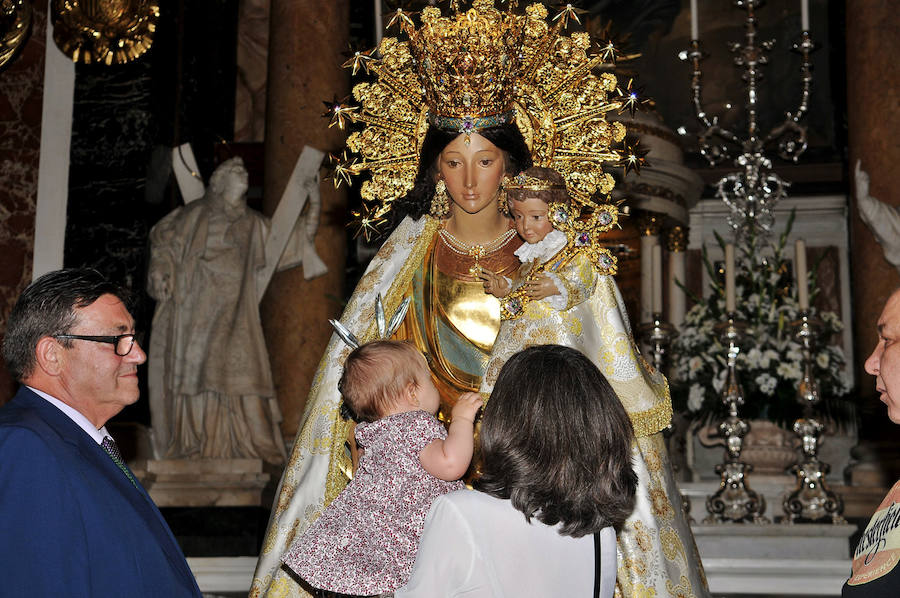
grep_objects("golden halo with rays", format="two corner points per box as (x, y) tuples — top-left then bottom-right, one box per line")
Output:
(328, 0), (641, 239)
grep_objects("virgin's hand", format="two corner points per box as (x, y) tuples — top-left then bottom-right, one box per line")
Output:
(478, 269), (510, 297)
(451, 392), (483, 423)
(525, 274), (560, 301)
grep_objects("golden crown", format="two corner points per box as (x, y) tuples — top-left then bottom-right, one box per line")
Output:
(505, 172), (567, 192)
(411, 4), (523, 132)
(326, 1), (643, 239)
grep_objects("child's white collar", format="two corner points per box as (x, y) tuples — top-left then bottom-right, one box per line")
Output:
(514, 229), (567, 263)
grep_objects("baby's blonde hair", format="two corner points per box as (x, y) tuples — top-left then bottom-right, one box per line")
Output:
(338, 340), (425, 423)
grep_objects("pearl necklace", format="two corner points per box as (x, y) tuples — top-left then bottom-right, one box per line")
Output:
(439, 227), (518, 275)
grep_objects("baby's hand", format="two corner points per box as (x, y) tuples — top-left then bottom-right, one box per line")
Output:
(525, 273), (560, 300)
(478, 269), (510, 297)
(451, 392), (483, 423)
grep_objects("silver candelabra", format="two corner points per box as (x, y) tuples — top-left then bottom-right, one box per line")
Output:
(705, 315), (769, 524)
(638, 313), (678, 376)
(680, 0), (817, 244)
(783, 313), (845, 523)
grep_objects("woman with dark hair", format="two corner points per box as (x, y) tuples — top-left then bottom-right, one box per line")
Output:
(396, 344), (636, 597)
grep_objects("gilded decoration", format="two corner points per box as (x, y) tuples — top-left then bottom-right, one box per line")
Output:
(666, 225), (687, 252)
(0, 0), (31, 71)
(327, 1), (632, 238)
(51, 0), (159, 65)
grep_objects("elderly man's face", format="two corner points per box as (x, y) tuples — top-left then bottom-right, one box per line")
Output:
(56, 294), (147, 426)
(865, 290), (900, 424)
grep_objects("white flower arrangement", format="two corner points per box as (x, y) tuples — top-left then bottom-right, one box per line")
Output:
(670, 214), (852, 427)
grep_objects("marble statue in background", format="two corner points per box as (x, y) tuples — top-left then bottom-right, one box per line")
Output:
(147, 157), (288, 464)
(856, 159), (900, 274)
(234, 0), (269, 141)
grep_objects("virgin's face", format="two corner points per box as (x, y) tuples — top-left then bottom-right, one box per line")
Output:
(437, 133), (506, 216)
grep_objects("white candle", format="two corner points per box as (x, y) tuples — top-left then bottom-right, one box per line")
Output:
(796, 239), (809, 310)
(725, 244), (735, 313)
(690, 0), (699, 40)
(640, 234), (657, 323)
(652, 244), (663, 315)
(669, 249), (686, 328)
(800, 0), (809, 31)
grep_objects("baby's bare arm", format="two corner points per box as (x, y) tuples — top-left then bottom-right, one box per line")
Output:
(525, 273), (561, 300)
(419, 392), (483, 481)
(478, 269), (511, 298)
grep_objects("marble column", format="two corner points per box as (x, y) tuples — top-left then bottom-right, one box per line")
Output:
(639, 213), (662, 325)
(0, 4), (47, 404)
(847, 1), (900, 385)
(261, 0), (349, 440)
(667, 225), (687, 328)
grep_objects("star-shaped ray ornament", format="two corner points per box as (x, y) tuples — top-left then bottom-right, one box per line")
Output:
(322, 96), (358, 130)
(552, 3), (587, 27)
(324, 2), (641, 228)
(594, 37), (622, 65)
(619, 143), (650, 176)
(341, 46), (375, 76)
(617, 78), (648, 118)
(386, 8), (416, 35)
(325, 151), (357, 189)
(349, 203), (388, 241)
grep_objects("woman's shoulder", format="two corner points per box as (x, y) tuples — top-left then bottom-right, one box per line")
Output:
(432, 488), (507, 517)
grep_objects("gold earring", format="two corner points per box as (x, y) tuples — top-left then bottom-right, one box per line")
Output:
(497, 177), (509, 214)
(431, 179), (450, 218)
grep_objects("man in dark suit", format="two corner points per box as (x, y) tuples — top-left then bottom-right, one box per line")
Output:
(0, 268), (202, 597)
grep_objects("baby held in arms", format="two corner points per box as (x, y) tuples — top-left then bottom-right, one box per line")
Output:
(282, 340), (483, 597)
(479, 166), (572, 307)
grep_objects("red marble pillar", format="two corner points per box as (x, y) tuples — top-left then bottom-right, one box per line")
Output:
(260, 0), (349, 438)
(0, 5), (47, 404)
(847, 0), (900, 389)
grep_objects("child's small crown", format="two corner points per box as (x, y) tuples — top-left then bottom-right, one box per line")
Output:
(506, 172), (567, 192)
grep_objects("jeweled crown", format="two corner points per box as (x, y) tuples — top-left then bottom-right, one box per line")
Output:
(327, 1), (647, 239)
(505, 172), (567, 191)
(410, 3), (524, 126)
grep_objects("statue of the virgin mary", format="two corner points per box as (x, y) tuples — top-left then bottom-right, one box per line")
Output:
(252, 3), (709, 597)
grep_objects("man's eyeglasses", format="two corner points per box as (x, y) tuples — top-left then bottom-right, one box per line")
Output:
(53, 333), (141, 357)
